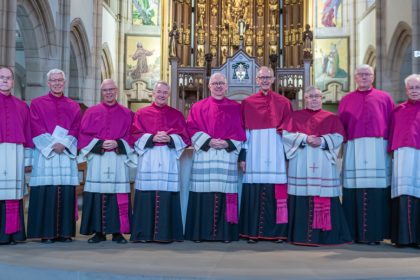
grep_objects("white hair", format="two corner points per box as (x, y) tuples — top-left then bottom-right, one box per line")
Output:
(46, 69), (66, 81)
(355, 64), (374, 75)
(404, 74), (420, 87)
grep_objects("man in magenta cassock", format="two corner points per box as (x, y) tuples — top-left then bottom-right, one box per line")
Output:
(28, 69), (82, 243)
(0, 66), (33, 245)
(185, 73), (245, 242)
(239, 66), (292, 243)
(338, 64), (395, 244)
(78, 79), (134, 244)
(130, 81), (189, 243)
(388, 74), (420, 247)
(283, 86), (351, 246)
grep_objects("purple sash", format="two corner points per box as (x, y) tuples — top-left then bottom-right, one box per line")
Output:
(5, 200), (20, 234)
(225, 193), (238, 224)
(117, 193), (130, 233)
(312, 196), (332, 231)
(275, 184), (288, 224)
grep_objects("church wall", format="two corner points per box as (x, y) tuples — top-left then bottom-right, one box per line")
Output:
(384, 0), (411, 49)
(70, 0), (95, 43)
(48, 0), (59, 24)
(102, 8), (118, 79)
(356, 8), (375, 66)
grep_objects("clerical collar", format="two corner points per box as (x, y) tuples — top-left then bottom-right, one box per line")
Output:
(259, 90), (271, 96)
(152, 102), (168, 109)
(209, 96), (225, 103)
(48, 91), (64, 99)
(102, 101), (118, 108)
(408, 99), (420, 105)
(305, 108), (322, 113)
(0, 91), (12, 97)
(356, 87), (373, 94)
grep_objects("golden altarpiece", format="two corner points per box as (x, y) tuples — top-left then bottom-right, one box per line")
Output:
(169, 0), (313, 116)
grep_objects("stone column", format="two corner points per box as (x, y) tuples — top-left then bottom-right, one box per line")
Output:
(118, 0), (129, 106)
(82, 0), (103, 106)
(57, 0), (71, 95)
(413, 0), (420, 74)
(375, 0), (386, 89)
(169, 57), (179, 110)
(0, 1), (17, 69)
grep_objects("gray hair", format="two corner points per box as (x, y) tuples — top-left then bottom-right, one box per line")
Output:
(100, 79), (117, 89)
(304, 85), (321, 95)
(355, 64), (374, 75)
(154, 80), (171, 91)
(404, 74), (420, 87)
(46, 69), (66, 81)
(209, 72), (227, 84)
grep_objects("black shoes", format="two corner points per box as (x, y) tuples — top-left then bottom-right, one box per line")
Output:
(112, 233), (128, 244)
(0, 239), (17, 245)
(88, 233), (106, 243)
(41, 238), (55, 244)
(57, 237), (73, 242)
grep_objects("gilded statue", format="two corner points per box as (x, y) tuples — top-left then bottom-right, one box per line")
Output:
(269, 0), (278, 27)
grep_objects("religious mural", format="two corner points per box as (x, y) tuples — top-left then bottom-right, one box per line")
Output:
(124, 35), (161, 89)
(316, 0), (343, 28)
(314, 37), (349, 95)
(132, 0), (160, 26)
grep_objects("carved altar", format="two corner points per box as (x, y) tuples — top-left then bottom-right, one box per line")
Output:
(168, 0), (312, 115)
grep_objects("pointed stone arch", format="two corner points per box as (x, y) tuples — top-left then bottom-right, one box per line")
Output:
(16, 0), (57, 99)
(69, 18), (91, 101)
(101, 43), (114, 80)
(387, 21), (412, 101)
(363, 45), (376, 69)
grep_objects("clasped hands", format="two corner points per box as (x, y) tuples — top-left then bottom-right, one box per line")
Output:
(102, 140), (118, 150)
(306, 135), (322, 147)
(153, 131), (171, 143)
(209, 138), (229, 150)
(52, 143), (66, 154)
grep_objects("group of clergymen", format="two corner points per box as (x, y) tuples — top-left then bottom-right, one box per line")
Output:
(0, 64), (419, 247)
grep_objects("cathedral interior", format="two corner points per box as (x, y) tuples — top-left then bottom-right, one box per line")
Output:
(0, 0), (418, 114)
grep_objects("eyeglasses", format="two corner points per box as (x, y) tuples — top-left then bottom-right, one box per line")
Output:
(356, 73), (373, 77)
(49, 79), (65, 83)
(210, 81), (226, 86)
(257, 76), (273, 80)
(102, 88), (117, 92)
(305, 94), (322, 99)
(0, 76), (13, 81)
(407, 86), (420, 91)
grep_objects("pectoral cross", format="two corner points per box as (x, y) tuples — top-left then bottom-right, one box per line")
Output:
(265, 160), (272, 166)
(309, 163), (319, 173)
(1, 170), (7, 177)
(104, 167), (114, 179)
(363, 160), (369, 167)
